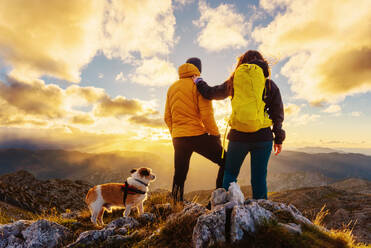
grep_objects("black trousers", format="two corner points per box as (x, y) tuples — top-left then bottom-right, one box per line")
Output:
(171, 133), (226, 201)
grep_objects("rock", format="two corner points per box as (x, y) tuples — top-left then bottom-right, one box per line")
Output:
(278, 223), (302, 234)
(104, 216), (140, 230)
(1, 219), (72, 248)
(193, 207), (227, 248)
(227, 182), (244, 204)
(21, 219), (73, 248)
(0, 220), (32, 248)
(67, 229), (115, 247)
(230, 202), (273, 242)
(257, 199), (312, 225)
(117, 227), (128, 235)
(168, 202), (206, 222)
(138, 212), (156, 224)
(210, 188), (228, 209)
(192, 183), (317, 247)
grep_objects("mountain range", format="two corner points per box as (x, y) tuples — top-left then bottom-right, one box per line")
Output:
(0, 148), (370, 192)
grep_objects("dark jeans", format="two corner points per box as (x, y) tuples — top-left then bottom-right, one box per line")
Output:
(172, 134), (225, 201)
(222, 140), (272, 199)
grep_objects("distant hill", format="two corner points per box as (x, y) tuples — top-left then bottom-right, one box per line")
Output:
(291, 147), (344, 154)
(329, 178), (371, 194)
(0, 148), (370, 192)
(266, 151), (371, 180)
(0, 148), (172, 190)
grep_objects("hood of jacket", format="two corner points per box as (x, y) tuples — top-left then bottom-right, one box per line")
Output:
(178, 63), (200, 79)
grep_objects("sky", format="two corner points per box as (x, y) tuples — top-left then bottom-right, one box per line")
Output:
(0, 0), (370, 153)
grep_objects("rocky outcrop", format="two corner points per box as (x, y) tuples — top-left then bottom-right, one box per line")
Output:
(192, 182), (315, 248)
(67, 214), (156, 247)
(0, 170), (92, 213)
(0, 219), (72, 248)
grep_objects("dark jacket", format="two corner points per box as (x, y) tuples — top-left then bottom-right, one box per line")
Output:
(196, 75), (285, 144)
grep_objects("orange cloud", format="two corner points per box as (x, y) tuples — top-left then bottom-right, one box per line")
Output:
(253, 0), (371, 103)
(0, 78), (65, 118)
(71, 114), (95, 125)
(0, 0), (103, 82)
(129, 115), (165, 128)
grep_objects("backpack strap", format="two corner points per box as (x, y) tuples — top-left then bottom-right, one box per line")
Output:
(263, 79), (271, 100)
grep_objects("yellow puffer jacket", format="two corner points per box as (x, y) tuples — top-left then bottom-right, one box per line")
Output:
(164, 63), (220, 138)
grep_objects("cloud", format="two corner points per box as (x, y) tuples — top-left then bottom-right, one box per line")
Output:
(101, 0), (176, 60)
(0, 77), (65, 118)
(0, 0), (177, 83)
(174, 0), (194, 6)
(253, 0), (371, 103)
(94, 96), (154, 118)
(0, 99), (48, 127)
(115, 72), (126, 81)
(129, 115), (165, 128)
(66, 85), (106, 104)
(323, 104), (341, 114)
(194, 1), (249, 51)
(284, 103), (301, 116)
(0, 0), (103, 82)
(71, 114), (95, 125)
(129, 57), (178, 86)
(287, 114), (320, 127)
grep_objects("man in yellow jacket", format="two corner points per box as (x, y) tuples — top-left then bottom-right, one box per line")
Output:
(164, 58), (225, 202)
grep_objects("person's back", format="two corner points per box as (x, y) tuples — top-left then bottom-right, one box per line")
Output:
(164, 61), (224, 202)
(165, 63), (219, 138)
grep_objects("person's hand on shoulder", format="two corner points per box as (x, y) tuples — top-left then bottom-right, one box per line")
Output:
(192, 75), (203, 84)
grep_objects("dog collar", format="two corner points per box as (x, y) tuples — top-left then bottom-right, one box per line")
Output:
(135, 178), (148, 187)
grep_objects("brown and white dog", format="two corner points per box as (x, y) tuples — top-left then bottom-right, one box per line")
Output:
(85, 167), (156, 226)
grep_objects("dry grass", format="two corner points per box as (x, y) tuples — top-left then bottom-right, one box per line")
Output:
(1, 192), (370, 248)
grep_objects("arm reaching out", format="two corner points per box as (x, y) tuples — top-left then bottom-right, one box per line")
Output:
(194, 78), (230, 100)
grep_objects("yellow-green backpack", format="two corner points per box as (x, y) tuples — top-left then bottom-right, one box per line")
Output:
(230, 63), (272, 132)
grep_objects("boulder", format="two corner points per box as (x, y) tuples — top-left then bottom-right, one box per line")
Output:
(0, 219), (72, 248)
(210, 188), (228, 209)
(230, 202), (273, 242)
(21, 219), (73, 248)
(256, 200), (312, 225)
(193, 207), (227, 248)
(227, 183), (244, 204)
(68, 217), (140, 247)
(67, 229), (116, 247)
(192, 184), (315, 247)
(104, 216), (140, 230)
(0, 220), (32, 248)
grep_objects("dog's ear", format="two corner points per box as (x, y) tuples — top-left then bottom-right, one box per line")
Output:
(130, 169), (137, 174)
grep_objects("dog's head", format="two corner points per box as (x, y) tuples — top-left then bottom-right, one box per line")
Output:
(130, 167), (156, 183)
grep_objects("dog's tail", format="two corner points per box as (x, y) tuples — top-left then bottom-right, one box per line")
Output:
(85, 186), (97, 205)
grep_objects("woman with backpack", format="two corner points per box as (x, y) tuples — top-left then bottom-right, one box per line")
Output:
(193, 50), (285, 200)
